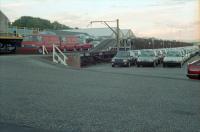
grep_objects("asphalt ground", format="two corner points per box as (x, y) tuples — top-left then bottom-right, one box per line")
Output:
(0, 55), (200, 132)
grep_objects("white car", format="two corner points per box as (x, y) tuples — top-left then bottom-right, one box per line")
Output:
(163, 50), (185, 67)
(137, 50), (159, 67)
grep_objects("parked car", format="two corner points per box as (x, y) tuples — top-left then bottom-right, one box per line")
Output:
(61, 35), (77, 51)
(111, 51), (136, 67)
(21, 34), (93, 54)
(137, 50), (159, 67)
(179, 48), (189, 61)
(154, 49), (164, 64)
(187, 59), (200, 79)
(131, 50), (141, 62)
(163, 50), (185, 67)
(63, 35), (93, 51)
(21, 34), (62, 54)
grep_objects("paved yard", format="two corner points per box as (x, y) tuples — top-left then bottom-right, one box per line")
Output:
(0, 55), (200, 132)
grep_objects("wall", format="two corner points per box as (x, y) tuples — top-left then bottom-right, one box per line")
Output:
(0, 10), (9, 33)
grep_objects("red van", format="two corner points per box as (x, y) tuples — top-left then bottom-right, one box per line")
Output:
(20, 34), (92, 54)
(62, 35), (78, 51)
(20, 34), (64, 54)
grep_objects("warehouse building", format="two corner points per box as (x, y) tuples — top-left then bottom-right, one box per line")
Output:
(64, 28), (135, 39)
(0, 10), (9, 33)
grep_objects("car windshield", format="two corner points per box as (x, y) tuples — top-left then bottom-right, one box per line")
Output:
(166, 51), (182, 57)
(116, 51), (130, 57)
(140, 51), (155, 57)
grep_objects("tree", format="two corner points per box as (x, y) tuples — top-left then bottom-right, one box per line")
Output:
(52, 21), (71, 30)
(12, 16), (72, 30)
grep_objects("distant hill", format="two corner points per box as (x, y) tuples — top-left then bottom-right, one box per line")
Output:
(12, 16), (72, 30)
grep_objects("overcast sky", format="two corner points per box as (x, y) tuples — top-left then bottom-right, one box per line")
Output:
(0, 0), (199, 41)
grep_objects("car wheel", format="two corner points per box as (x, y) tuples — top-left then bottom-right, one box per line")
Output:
(153, 62), (156, 67)
(112, 64), (115, 67)
(163, 63), (165, 68)
(0, 42), (4, 48)
(10, 46), (17, 54)
(38, 47), (43, 54)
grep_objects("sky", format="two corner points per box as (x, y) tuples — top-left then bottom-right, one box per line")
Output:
(0, 0), (199, 41)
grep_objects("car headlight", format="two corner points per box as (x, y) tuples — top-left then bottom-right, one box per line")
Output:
(111, 59), (115, 62)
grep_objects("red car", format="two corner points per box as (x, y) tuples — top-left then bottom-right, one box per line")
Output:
(187, 59), (200, 79)
(63, 35), (93, 51)
(20, 34), (63, 54)
(19, 34), (93, 54)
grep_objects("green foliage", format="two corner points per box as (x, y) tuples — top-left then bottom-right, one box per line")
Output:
(12, 16), (72, 30)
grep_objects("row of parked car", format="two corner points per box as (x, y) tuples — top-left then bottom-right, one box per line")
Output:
(111, 46), (200, 68)
(20, 34), (93, 54)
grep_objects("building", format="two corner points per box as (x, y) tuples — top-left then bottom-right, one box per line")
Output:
(63, 28), (135, 39)
(0, 11), (38, 36)
(8, 27), (39, 36)
(51, 30), (91, 37)
(0, 10), (9, 33)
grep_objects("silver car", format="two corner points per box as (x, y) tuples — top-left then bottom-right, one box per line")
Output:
(137, 50), (159, 67)
(163, 50), (184, 67)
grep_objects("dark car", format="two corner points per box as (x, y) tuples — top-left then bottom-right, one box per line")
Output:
(187, 59), (200, 80)
(111, 51), (136, 67)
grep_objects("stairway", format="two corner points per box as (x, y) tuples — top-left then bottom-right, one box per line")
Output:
(91, 39), (116, 52)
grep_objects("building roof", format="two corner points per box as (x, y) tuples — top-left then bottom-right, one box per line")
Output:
(63, 28), (135, 38)
(52, 30), (90, 37)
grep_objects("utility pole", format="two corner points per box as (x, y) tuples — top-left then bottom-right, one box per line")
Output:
(90, 19), (120, 51)
(116, 19), (120, 51)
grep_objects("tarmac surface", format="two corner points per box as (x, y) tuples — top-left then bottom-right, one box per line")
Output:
(0, 55), (200, 132)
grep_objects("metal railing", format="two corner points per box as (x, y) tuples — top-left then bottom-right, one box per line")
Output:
(8, 26), (40, 36)
(42, 45), (49, 55)
(53, 44), (67, 66)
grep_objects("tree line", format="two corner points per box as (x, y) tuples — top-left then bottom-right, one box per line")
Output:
(12, 16), (72, 30)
